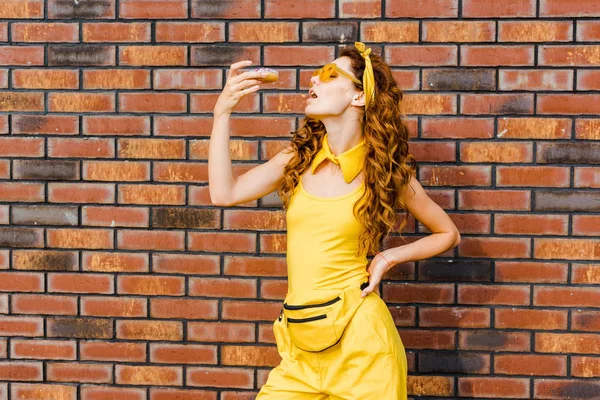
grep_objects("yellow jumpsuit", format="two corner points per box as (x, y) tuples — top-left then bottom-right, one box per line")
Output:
(257, 134), (408, 399)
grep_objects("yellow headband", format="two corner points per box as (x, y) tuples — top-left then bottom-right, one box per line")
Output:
(355, 42), (375, 109)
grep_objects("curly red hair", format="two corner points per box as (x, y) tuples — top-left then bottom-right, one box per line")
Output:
(277, 46), (417, 257)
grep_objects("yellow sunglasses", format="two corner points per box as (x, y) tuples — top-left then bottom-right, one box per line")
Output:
(310, 63), (362, 87)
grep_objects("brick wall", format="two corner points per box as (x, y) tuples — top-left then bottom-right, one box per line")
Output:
(0, 0), (599, 399)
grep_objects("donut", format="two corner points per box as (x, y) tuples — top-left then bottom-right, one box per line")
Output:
(247, 67), (279, 83)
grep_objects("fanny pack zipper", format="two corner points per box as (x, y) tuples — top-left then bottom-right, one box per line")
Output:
(287, 314), (327, 323)
(283, 296), (341, 310)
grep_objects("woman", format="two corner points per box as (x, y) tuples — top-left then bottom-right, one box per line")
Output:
(209, 42), (461, 399)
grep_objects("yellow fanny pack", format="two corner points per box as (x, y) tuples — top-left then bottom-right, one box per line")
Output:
(279, 282), (368, 352)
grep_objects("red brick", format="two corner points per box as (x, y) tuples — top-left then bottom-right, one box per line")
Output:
(82, 252), (148, 273)
(402, 94), (457, 115)
(83, 22), (150, 42)
(419, 307), (490, 328)
(230, 22), (297, 42)
(0, 114), (6, 133)
(82, 296), (147, 317)
(223, 257), (286, 277)
(117, 320), (183, 341)
(118, 184), (186, 205)
(411, 142), (455, 162)
(264, 45), (333, 66)
(0, 92), (44, 111)
(500, 70), (573, 91)
(0, 316), (43, 336)
(535, 238), (600, 260)
(48, 183), (115, 204)
(541, 0), (600, 16)
(150, 298), (217, 319)
(571, 264), (600, 284)
(118, 275), (184, 296)
(497, 166), (570, 187)
(47, 362), (112, 383)
(83, 116), (150, 136)
(495, 214), (568, 235)
(499, 21), (572, 42)
(12, 69), (78, 89)
(154, 69), (222, 90)
(419, 166), (490, 187)
(571, 357), (600, 377)
(11, 339), (75, 360)
(387, 0), (457, 17)
(424, 21), (494, 42)
(0, 271), (43, 292)
(187, 367), (253, 389)
(539, 45), (600, 66)
(222, 300), (281, 321)
(10, 115), (76, 135)
(84, 162), (149, 183)
(119, 93), (186, 113)
(189, 277), (257, 298)
(459, 377), (529, 398)
(120, 46), (187, 66)
(498, 117), (571, 139)
(264, 0), (333, 18)
(576, 119), (600, 140)
(48, 138), (114, 158)
(461, 46), (534, 66)
(360, 22), (418, 42)
(150, 388), (216, 400)
(119, 0), (187, 19)
(577, 70), (600, 91)
(116, 365), (183, 386)
(463, 0), (535, 17)
(83, 69), (150, 89)
(117, 230), (184, 252)
(118, 138), (185, 159)
(461, 94), (534, 115)
(190, 93), (258, 113)
(152, 253), (219, 275)
(459, 190), (530, 211)
(536, 333), (600, 354)
(0, 183), (44, 202)
(191, 139), (257, 161)
(0, 46), (44, 65)
(539, 94), (600, 115)
(459, 237), (531, 258)
(386, 45), (457, 66)
(422, 117), (493, 139)
(0, 0), (43, 18)
(188, 322), (255, 343)
(82, 206), (149, 228)
(80, 341), (146, 362)
(408, 376), (454, 397)
(461, 142), (532, 163)
(535, 286), (600, 308)
(47, 228), (113, 249)
(48, 273), (113, 294)
(459, 284), (530, 306)
(49, 93), (114, 113)
(12, 22), (78, 42)
(577, 21), (600, 41)
(573, 215), (600, 235)
(157, 21), (225, 42)
(495, 354), (566, 376)
(11, 383), (76, 399)
(151, 343), (217, 364)
(260, 280), (288, 300)
(572, 311), (600, 332)
(399, 329), (455, 350)
(81, 386), (146, 400)
(495, 308), (568, 330)
(11, 294), (77, 315)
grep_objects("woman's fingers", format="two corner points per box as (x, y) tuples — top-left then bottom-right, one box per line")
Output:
(228, 60), (253, 80)
(237, 84), (261, 97)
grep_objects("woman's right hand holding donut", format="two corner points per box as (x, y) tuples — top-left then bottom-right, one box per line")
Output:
(213, 60), (266, 116)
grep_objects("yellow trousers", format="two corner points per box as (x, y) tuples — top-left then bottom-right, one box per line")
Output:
(257, 290), (408, 399)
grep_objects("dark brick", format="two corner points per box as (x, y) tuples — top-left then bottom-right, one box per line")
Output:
(47, 317), (113, 339)
(423, 69), (496, 91)
(191, 0), (239, 18)
(13, 250), (78, 271)
(13, 160), (79, 181)
(191, 46), (248, 66)
(152, 208), (219, 229)
(383, 263), (415, 281)
(12, 206), (79, 226)
(535, 191), (600, 212)
(48, 0), (115, 19)
(302, 22), (358, 43)
(550, 382), (600, 399)
(0, 228), (43, 248)
(538, 143), (600, 164)
(499, 96), (534, 114)
(419, 259), (492, 282)
(48, 45), (115, 67)
(418, 351), (490, 374)
(464, 331), (510, 349)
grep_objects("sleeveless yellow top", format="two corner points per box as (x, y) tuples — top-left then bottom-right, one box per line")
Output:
(285, 134), (369, 304)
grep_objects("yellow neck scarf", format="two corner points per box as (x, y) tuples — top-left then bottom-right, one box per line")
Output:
(355, 42), (375, 109)
(311, 133), (367, 183)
